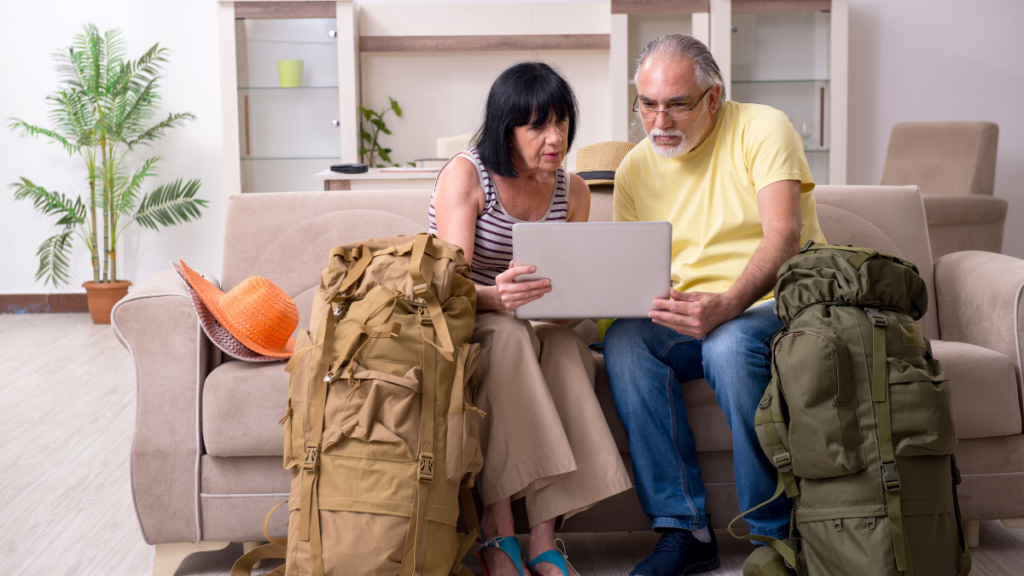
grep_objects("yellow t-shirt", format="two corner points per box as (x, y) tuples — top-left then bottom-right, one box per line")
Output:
(614, 100), (826, 302)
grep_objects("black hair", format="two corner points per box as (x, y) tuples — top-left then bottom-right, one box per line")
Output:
(473, 61), (579, 178)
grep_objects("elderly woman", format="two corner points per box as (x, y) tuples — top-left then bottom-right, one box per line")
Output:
(429, 62), (631, 576)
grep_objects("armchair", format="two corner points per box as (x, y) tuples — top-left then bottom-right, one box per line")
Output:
(881, 121), (1008, 259)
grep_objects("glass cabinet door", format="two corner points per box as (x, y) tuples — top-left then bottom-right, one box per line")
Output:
(236, 17), (339, 193)
(731, 10), (831, 184)
(624, 13), (696, 144)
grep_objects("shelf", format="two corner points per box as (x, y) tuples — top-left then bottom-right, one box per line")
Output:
(239, 86), (339, 90)
(804, 149), (830, 153)
(359, 34), (610, 53)
(242, 157), (339, 161)
(733, 79), (829, 84)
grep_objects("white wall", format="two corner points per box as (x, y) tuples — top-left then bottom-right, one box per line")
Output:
(2, 0), (1022, 295)
(361, 50), (611, 169)
(358, 2), (611, 170)
(847, 0), (1024, 258)
(0, 0), (225, 294)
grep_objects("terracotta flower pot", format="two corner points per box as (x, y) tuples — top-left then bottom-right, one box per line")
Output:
(82, 280), (132, 324)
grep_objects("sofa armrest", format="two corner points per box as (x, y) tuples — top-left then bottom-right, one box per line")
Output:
(934, 251), (1024, 404)
(112, 268), (218, 544)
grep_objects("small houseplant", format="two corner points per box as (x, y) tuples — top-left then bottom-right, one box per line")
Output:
(9, 24), (207, 323)
(359, 97), (403, 167)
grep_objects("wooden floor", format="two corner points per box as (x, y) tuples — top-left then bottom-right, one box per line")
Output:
(0, 313), (1021, 576)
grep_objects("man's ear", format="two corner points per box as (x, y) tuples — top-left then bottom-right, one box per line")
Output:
(708, 85), (723, 114)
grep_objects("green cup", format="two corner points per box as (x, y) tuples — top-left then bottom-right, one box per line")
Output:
(277, 60), (304, 88)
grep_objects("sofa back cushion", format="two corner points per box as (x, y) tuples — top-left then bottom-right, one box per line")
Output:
(223, 191), (432, 328)
(222, 185), (936, 338)
(813, 185), (937, 339)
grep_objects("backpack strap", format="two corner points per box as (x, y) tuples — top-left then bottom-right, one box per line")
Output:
(452, 485), (482, 574)
(230, 502), (289, 576)
(865, 308), (913, 576)
(296, 289), (343, 576)
(409, 234), (456, 361)
(754, 380), (799, 498)
(399, 234), (449, 576)
(727, 474), (799, 569)
(951, 459), (973, 575)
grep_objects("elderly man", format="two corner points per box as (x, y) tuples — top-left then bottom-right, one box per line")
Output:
(604, 35), (826, 575)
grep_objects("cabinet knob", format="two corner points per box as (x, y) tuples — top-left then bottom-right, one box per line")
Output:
(332, 120), (340, 127)
(329, 30), (337, 38)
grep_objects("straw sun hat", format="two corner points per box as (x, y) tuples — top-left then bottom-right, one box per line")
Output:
(574, 141), (636, 186)
(173, 260), (298, 362)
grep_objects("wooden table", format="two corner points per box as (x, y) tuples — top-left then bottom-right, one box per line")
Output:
(315, 168), (439, 191)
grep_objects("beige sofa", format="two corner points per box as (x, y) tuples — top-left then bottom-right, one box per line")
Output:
(881, 122), (1008, 260)
(113, 186), (1024, 575)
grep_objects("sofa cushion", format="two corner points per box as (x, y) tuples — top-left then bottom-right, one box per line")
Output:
(201, 455), (291, 494)
(931, 340), (1022, 439)
(201, 338), (1018, 460)
(593, 339), (1020, 458)
(203, 360), (290, 457)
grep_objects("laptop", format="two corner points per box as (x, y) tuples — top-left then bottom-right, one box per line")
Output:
(511, 222), (672, 320)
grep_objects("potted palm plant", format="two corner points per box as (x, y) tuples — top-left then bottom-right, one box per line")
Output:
(9, 24), (208, 324)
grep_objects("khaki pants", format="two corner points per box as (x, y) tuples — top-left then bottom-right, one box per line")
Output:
(472, 312), (632, 528)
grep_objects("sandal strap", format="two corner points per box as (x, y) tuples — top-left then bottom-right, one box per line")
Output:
(525, 549), (569, 576)
(479, 536), (524, 576)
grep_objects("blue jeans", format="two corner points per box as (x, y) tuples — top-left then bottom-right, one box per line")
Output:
(604, 302), (788, 539)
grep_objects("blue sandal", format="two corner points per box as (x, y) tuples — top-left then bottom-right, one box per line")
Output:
(525, 539), (576, 576)
(477, 536), (525, 576)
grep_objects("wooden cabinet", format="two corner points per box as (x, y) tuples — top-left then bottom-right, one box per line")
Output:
(610, 0), (848, 184)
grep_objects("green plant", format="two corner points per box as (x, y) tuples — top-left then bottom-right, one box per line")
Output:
(9, 23), (207, 287)
(359, 97), (404, 167)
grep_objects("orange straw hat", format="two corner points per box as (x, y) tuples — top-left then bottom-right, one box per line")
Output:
(173, 260), (298, 361)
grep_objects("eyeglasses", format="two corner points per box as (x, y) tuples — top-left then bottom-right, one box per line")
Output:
(632, 86), (713, 121)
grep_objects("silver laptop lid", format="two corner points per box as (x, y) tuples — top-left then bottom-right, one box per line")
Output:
(511, 221), (672, 320)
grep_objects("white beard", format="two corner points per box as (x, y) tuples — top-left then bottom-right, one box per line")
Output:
(646, 100), (713, 159)
(647, 128), (688, 158)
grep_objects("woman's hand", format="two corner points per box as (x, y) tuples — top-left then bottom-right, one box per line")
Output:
(493, 262), (551, 312)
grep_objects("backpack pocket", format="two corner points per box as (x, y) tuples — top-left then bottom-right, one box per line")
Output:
(887, 356), (957, 457)
(323, 362), (422, 456)
(446, 342), (484, 486)
(774, 328), (866, 479)
(798, 514), (896, 576)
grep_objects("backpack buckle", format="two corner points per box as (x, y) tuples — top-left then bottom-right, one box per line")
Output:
(417, 306), (432, 325)
(773, 451), (793, 473)
(864, 307), (888, 327)
(418, 454), (434, 481)
(303, 444), (320, 472)
(882, 461), (901, 491)
(413, 282), (431, 298)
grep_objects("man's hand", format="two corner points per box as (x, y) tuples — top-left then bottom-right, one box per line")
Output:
(649, 290), (743, 338)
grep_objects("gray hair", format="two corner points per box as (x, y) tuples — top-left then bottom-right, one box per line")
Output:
(634, 34), (725, 101)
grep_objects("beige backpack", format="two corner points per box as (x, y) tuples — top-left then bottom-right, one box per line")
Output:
(232, 233), (484, 576)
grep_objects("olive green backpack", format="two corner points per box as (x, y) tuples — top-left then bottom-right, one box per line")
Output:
(231, 233), (485, 576)
(729, 241), (971, 576)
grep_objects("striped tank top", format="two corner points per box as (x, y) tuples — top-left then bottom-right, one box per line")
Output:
(428, 147), (568, 286)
